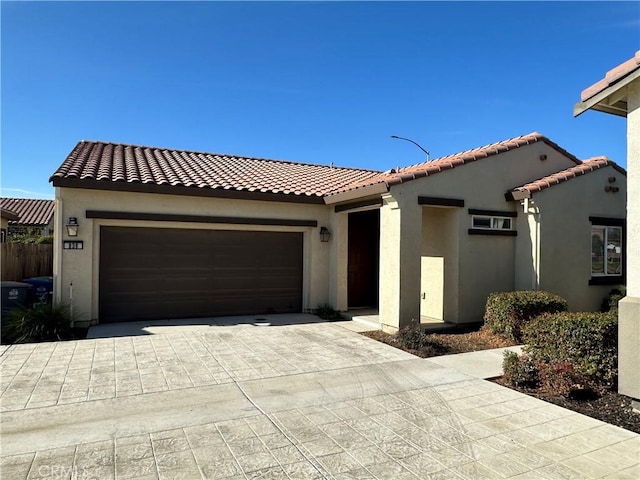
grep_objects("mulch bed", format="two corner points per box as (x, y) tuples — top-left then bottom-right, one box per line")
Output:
(361, 326), (640, 434)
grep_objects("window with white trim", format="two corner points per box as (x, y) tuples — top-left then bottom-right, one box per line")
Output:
(472, 215), (513, 230)
(591, 225), (622, 277)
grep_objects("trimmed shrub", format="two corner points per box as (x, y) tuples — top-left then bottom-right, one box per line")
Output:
(523, 311), (618, 388)
(396, 322), (429, 350)
(536, 361), (596, 398)
(601, 286), (626, 313)
(484, 291), (568, 343)
(395, 323), (447, 357)
(2, 303), (73, 344)
(502, 351), (538, 388)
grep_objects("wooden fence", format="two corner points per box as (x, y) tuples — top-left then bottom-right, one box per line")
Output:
(1, 243), (53, 281)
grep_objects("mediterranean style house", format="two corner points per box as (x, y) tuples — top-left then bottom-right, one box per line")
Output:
(49, 132), (626, 333)
(0, 197), (55, 240)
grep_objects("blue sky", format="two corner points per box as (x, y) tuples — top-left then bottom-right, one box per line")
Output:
(2, 1), (638, 200)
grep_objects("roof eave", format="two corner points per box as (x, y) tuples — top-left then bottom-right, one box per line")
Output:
(1, 210), (21, 221)
(51, 177), (326, 205)
(323, 182), (388, 205)
(505, 189), (531, 202)
(574, 68), (640, 117)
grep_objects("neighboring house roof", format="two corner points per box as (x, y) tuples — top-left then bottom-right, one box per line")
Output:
(326, 132), (581, 199)
(574, 51), (640, 117)
(50, 140), (380, 204)
(507, 157), (626, 201)
(0, 198), (54, 227)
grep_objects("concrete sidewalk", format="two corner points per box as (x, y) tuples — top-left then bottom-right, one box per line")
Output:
(427, 346), (524, 380)
(1, 317), (638, 479)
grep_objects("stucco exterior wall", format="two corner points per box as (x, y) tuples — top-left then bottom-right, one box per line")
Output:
(457, 235), (516, 323)
(54, 187), (333, 325)
(532, 166), (627, 311)
(421, 207), (459, 322)
(380, 142), (565, 328)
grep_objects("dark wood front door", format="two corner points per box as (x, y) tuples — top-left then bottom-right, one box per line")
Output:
(99, 226), (303, 322)
(348, 209), (380, 308)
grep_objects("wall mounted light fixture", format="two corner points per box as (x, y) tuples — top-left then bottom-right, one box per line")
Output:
(320, 226), (331, 242)
(66, 217), (79, 237)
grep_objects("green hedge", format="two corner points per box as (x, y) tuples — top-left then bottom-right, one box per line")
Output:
(522, 311), (618, 387)
(484, 291), (568, 342)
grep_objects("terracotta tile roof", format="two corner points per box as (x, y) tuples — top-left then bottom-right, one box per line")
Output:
(50, 141), (380, 200)
(509, 157), (626, 198)
(329, 132), (580, 197)
(580, 51), (640, 102)
(0, 198), (54, 226)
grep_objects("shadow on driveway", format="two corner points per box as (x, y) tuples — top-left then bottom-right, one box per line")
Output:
(87, 313), (336, 338)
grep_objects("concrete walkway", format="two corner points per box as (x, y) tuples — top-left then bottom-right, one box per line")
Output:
(1, 315), (638, 479)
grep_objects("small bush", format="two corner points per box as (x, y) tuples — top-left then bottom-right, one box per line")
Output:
(314, 304), (343, 321)
(2, 303), (73, 344)
(502, 351), (538, 388)
(396, 322), (429, 350)
(395, 323), (446, 357)
(523, 311), (618, 388)
(484, 291), (568, 343)
(601, 286), (626, 313)
(537, 361), (578, 396)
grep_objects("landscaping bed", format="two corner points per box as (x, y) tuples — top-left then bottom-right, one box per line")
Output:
(361, 326), (517, 357)
(361, 325), (640, 434)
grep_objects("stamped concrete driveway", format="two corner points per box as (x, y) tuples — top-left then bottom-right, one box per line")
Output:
(1, 314), (638, 480)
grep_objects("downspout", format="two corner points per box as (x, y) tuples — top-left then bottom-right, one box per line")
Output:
(523, 197), (541, 290)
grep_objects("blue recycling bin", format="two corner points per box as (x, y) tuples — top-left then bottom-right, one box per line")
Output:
(1, 281), (32, 313)
(22, 276), (53, 306)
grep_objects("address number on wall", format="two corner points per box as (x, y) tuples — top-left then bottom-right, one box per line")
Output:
(63, 241), (84, 250)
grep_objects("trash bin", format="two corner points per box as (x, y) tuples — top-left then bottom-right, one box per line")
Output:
(22, 276), (53, 306)
(1, 281), (32, 313)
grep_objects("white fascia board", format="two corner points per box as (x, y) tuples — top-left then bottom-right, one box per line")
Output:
(574, 69), (640, 117)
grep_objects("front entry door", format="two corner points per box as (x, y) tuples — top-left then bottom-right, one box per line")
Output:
(348, 209), (380, 308)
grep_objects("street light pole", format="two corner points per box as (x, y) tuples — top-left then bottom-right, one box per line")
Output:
(390, 135), (430, 161)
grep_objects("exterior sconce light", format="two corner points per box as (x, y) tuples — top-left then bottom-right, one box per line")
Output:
(320, 226), (331, 242)
(66, 217), (79, 237)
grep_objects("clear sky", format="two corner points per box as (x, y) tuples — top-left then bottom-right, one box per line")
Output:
(1, 1), (638, 200)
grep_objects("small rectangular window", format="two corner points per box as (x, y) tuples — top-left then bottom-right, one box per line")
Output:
(472, 216), (512, 230)
(591, 225), (622, 277)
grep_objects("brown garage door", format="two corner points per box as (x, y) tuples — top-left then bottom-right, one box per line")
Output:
(99, 226), (303, 322)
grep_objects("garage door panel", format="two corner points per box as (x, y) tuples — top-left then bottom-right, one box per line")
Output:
(99, 227), (303, 322)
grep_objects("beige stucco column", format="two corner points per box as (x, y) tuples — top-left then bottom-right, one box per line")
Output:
(329, 211), (348, 311)
(379, 193), (422, 332)
(619, 80), (640, 405)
